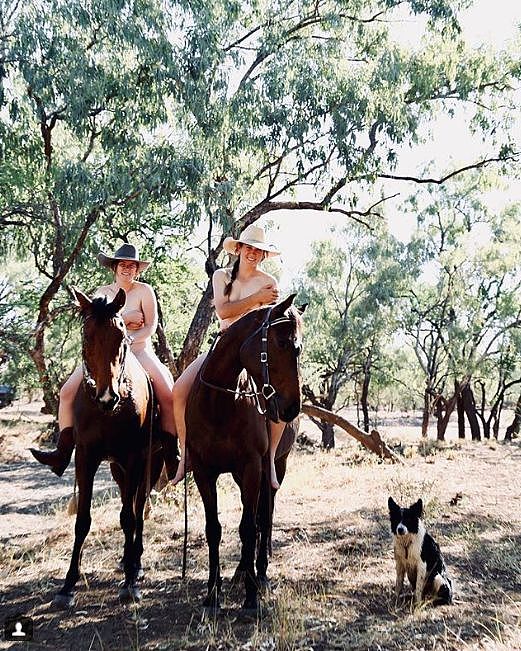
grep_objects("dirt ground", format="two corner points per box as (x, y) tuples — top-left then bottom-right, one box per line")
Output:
(0, 401), (520, 650)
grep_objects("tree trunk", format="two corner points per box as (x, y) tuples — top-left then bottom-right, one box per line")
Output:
(421, 389), (430, 438)
(320, 421), (335, 449)
(301, 404), (402, 463)
(456, 383), (465, 439)
(461, 383), (481, 440)
(301, 384), (338, 449)
(28, 208), (99, 414)
(29, 336), (57, 415)
(492, 411), (500, 439)
(436, 392), (459, 441)
(175, 279), (215, 373)
(154, 292), (178, 377)
(360, 354), (371, 433)
(505, 391), (521, 441)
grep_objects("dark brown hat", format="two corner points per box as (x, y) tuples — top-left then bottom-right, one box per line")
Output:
(97, 244), (151, 273)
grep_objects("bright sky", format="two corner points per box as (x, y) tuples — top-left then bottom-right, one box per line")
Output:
(259, 0), (521, 292)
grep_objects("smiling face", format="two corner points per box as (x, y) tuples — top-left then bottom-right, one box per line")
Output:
(115, 260), (139, 283)
(238, 244), (265, 268)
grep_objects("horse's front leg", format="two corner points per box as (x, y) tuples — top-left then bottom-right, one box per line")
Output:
(53, 452), (100, 610)
(193, 467), (221, 610)
(239, 459), (262, 613)
(256, 478), (274, 589)
(256, 454), (288, 588)
(118, 459), (142, 603)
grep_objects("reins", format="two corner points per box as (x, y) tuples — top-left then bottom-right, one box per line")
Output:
(144, 373), (154, 519)
(198, 309), (293, 414)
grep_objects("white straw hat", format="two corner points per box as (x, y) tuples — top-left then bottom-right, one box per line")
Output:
(223, 224), (280, 258)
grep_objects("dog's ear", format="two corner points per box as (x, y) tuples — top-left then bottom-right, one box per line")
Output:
(388, 497), (399, 513)
(411, 499), (423, 518)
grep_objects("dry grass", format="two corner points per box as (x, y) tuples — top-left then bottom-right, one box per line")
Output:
(1, 406), (521, 650)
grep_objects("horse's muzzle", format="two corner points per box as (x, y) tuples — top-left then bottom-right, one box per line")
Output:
(96, 388), (120, 412)
(279, 401), (300, 423)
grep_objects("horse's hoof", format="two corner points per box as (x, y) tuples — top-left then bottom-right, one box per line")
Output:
(119, 583), (142, 603)
(52, 592), (75, 610)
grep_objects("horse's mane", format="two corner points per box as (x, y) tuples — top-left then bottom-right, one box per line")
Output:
(217, 303), (301, 349)
(85, 297), (122, 323)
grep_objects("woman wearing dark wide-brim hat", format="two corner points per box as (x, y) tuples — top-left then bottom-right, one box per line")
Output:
(31, 244), (177, 478)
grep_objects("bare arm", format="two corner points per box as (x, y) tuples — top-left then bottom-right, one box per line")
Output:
(126, 284), (157, 344)
(123, 309), (144, 330)
(212, 269), (279, 321)
(92, 286), (145, 330)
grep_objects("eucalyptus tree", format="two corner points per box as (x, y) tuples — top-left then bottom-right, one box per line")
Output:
(0, 0), (197, 409)
(1, 0), (519, 411)
(404, 183), (521, 440)
(295, 224), (406, 447)
(171, 0), (519, 368)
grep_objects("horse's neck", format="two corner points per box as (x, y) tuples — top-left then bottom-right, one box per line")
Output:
(203, 332), (247, 386)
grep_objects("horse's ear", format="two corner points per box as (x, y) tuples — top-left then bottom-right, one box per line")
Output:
(73, 288), (92, 312)
(112, 288), (127, 313)
(271, 293), (296, 317)
(296, 303), (308, 315)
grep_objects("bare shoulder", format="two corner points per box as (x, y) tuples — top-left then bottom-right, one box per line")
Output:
(257, 270), (278, 286)
(134, 281), (155, 297)
(92, 284), (113, 298)
(212, 267), (230, 289)
(213, 268), (230, 281)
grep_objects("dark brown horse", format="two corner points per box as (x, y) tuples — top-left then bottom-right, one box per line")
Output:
(186, 294), (305, 612)
(50, 288), (164, 609)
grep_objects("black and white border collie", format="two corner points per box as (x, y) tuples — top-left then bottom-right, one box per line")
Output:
(388, 497), (453, 606)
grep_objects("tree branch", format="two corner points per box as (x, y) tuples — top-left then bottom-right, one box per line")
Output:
(301, 403), (403, 463)
(377, 154), (519, 185)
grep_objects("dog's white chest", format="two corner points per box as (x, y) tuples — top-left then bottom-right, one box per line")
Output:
(394, 536), (425, 581)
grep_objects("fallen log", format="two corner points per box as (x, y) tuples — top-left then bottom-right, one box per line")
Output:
(301, 403), (403, 463)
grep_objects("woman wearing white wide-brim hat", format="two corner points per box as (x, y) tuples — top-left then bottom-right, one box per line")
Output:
(171, 224), (286, 490)
(31, 244), (178, 479)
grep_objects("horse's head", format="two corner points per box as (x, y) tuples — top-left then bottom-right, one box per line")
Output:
(240, 294), (306, 423)
(74, 288), (130, 412)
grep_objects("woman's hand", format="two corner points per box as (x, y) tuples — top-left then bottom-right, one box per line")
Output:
(256, 283), (279, 305)
(123, 309), (144, 330)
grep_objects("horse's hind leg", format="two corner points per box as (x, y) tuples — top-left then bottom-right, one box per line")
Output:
(53, 454), (100, 610)
(193, 468), (222, 610)
(239, 460), (262, 612)
(132, 451), (164, 581)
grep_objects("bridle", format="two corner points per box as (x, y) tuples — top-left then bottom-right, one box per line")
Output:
(199, 307), (296, 414)
(81, 314), (132, 399)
